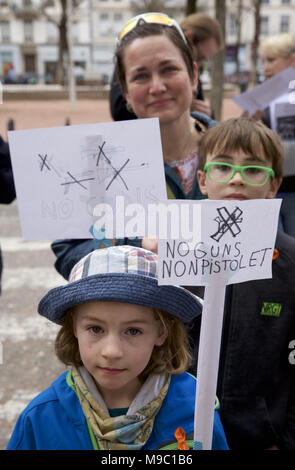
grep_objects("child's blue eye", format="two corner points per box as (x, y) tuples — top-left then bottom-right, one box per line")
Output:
(89, 326), (102, 335)
(126, 328), (141, 336)
(133, 73), (148, 81)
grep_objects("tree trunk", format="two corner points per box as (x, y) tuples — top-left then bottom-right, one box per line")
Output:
(210, 0), (226, 121)
(186, 0), (197, 15)
(235, 0), (243, 77)
(251, 0), (261, 86)
(56, 0), (68, 85)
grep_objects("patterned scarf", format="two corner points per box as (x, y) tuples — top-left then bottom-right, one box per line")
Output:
(71, 366), (171, 450)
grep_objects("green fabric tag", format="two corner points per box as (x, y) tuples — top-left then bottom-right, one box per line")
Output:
(261, 302), (282, 317)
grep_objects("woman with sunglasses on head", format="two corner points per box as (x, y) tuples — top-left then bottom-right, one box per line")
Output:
(109, 13), (223, 121)
(51, 13), (217, 280)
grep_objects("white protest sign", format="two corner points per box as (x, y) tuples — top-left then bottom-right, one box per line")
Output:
(8, 118), (166, 240)
(158, 198), (281, 450)
(158, 199), (281, 286)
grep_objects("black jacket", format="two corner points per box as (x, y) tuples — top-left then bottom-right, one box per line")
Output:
(188, 230), (295, 449)
(0, 136), (16, 293)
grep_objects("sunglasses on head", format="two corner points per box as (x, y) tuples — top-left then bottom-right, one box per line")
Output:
(117, 12), (187, 46)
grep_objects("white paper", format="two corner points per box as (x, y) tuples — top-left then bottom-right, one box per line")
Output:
(157, 198), (281, 450)
(232, 67), (295, 115)
(8, 118), (167, 240)
(158, 199), (281, 286)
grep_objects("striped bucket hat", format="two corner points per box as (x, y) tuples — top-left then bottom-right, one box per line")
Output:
(38, 245), (202, 325)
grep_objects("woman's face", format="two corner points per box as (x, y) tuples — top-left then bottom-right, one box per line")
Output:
(123, 34), (197, 125)
(262, 51), (295, 79)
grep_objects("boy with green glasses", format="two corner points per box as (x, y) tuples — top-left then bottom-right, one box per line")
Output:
(192, 117), (295, 450)
(197, 117), (282, 200)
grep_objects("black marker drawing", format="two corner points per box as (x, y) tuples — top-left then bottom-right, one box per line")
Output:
(95, 140), (129, 191)
(105, 158), (130, 190)
(210, 206), (243, 242)
(38, 154), (51, 171)
(61, 171), (95, 190)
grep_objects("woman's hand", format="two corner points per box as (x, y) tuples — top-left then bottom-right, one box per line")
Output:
(142, 237), (158, 253)
(242, 109), (263, 121)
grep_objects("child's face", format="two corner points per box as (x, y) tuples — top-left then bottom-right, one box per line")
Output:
(197, 148), (282, 200)
(73, 301), (167, 408)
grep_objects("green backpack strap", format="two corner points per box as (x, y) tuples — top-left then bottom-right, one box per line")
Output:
(166, 182), (176, 200)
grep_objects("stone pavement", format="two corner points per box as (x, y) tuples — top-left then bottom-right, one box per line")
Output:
(0, 96), (242, 450)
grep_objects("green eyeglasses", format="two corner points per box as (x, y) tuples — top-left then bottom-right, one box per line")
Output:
(204, 162), (275, 187)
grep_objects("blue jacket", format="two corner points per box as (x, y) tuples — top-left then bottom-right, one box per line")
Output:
(7, 370), (228, 450)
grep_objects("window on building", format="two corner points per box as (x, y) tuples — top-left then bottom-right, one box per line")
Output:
(260, 16), (269, 35)
(46, 20), (58, 41)
(24, 20), (33, 41)
(261, 0), (269, 4)
(229, 14), (237, 35)
(24, 53), (36, 73)
(0, 51), (13, 75)
(0, 21), (10, 42)
(280, 15), (290, 32)
(72, 21), (79, 41)
(100, 13), (110, 36)
(281, 0), (290, 4)
(113, 12), (123, 35)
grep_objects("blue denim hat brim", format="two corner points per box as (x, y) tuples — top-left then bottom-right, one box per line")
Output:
(38, 272), (202, 325)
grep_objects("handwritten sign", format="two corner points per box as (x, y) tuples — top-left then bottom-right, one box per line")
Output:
(158, 199), (281, 286)
(158, 198), (281, 450)
(8, 118), (166, 240)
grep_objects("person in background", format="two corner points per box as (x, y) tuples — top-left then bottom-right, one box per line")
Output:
(180, 13), (223, 117)
(0, 135), (16, 294)
(109, 13), (223, 121)
(52, 12), (216, 281)
(260, 33), (295, 237)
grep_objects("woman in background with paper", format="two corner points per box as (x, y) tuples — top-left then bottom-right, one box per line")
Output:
(51, 13), (216, 280)
(260, 33), (295, 237)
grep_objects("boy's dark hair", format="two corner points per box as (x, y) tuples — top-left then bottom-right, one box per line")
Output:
(115, 23), (195, 94)
(198, 118), (285, 178)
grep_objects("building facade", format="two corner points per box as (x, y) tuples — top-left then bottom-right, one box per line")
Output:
(198, 0), (295, 77)
(0, 0), (294, 83)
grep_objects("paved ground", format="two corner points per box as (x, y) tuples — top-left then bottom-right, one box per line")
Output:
(0, 96), (242, 450)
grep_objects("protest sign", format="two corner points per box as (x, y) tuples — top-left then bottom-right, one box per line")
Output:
(8, 118), (166, 240)
(158, 198), (281, 449)
(232, 67), (295, 116)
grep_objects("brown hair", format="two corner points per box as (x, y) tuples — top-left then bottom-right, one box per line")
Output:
(115, 22), (195, 94)
(55, 307), (191, 380)
(180, 13), (223, 48)
(198, 118), (285, 178)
